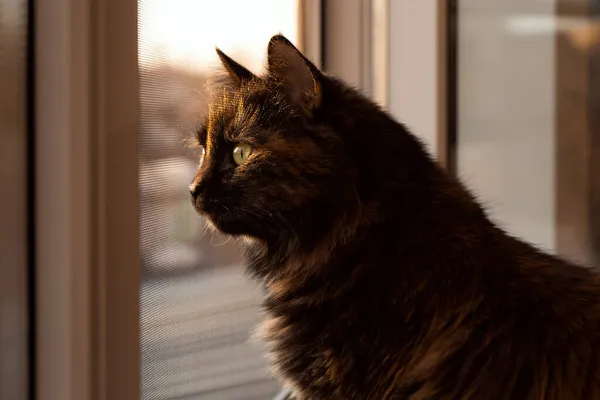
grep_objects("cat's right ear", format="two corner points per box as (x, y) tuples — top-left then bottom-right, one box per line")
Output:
(216, 48), (256, 85)
(266, 35), (322, 113)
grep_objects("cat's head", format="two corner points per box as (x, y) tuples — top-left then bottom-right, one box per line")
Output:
(189, 35), (360, 249)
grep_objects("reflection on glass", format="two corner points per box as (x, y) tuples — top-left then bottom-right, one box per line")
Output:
(456, 0), (599, 265)
(138, 1), (298, 398)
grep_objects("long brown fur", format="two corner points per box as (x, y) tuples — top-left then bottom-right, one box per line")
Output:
(189, 35), (600, 399)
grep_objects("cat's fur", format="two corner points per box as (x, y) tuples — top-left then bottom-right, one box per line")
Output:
(190, 35), (600, 399)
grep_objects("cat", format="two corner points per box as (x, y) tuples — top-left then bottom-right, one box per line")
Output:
(189, 34), (600, 399)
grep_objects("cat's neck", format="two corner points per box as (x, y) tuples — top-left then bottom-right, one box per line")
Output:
(318, 78), (444, 204)
(247, 181), (492, 305)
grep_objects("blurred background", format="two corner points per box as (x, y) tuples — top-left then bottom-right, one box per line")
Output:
(1, 0), (599, 399)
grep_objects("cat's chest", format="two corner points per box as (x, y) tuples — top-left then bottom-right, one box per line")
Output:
(258, 314), (338, 393)
(257, 306), (370, 399)
(256, 294), (427, 399)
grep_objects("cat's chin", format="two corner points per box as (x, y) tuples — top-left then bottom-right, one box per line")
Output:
(206, 214), (260, 239)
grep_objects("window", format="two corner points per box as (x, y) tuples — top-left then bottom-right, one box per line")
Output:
(138, 1), (300, 398)
(452, 0), (600, 265)
(31, 2), (597, 399)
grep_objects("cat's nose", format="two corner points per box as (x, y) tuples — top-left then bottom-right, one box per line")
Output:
(189, 179), (204, 200)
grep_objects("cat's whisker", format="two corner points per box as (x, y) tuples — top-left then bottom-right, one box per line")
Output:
(211, 235), (231, 246)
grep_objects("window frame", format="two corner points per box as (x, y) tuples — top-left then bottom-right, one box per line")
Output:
(0, 0), (33, 398)
(554, 0), (600, 266)
(35, 0), (139, 399)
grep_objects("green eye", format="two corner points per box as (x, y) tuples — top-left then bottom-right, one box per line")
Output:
(233, 143), (253, 165)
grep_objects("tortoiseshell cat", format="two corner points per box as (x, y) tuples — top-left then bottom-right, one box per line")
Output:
(190, 35), (600, 399)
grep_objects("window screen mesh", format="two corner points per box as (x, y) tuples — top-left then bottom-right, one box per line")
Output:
(138, 1), (299, 399)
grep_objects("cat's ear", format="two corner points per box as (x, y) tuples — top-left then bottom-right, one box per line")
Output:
(216, 48), (256, 85)
(267, 34), (322, 112)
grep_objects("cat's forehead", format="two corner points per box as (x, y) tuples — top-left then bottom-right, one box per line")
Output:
(205, 81), (292, 141)
(209, 81), (278, 113)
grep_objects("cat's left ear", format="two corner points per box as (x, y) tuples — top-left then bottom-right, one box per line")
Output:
(216, 48), (256, 85)
(267, 35), (322, 113)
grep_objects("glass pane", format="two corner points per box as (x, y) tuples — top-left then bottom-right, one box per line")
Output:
(456, 0), (600, 265)
(138, 1), (299, 399)
(0, 0), (30, 398)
